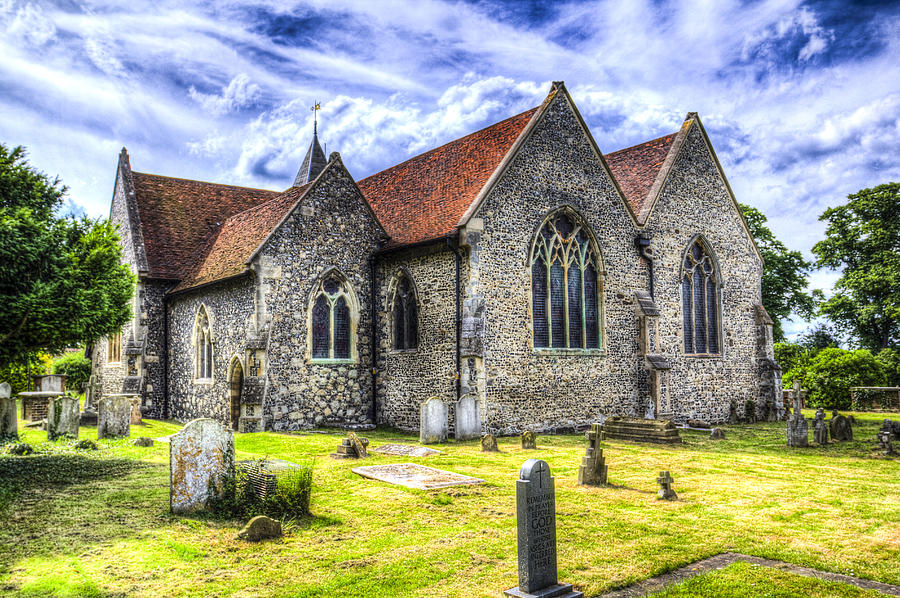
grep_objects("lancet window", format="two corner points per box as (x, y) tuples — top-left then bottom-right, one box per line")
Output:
(682, 238), (720, 355)
(391, 272), (418, 350)
(194, 306), (213, 379)
(311, 271), (356, 361)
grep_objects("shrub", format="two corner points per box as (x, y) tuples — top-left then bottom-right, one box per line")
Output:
(774, 342), (806, 374)
(876, 348), (900, 387)
(51, 351), (91, 393)
(0, 352), (52, 395)
(805, 348), (886, 410)
(207, 459), (313, 521)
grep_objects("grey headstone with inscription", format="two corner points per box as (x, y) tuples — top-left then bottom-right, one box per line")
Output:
(98, 395), (132, 439)
(419, 396), (448, 444)
(170, 418), (235, 514)
(503, 459), (583, 598)
(47, 395), (80, 441)
(0, 382), (16, 440)
(455, 395), (481, 440)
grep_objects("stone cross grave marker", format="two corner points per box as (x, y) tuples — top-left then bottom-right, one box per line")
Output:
(0, 382), (16, 440)
(47, 395), (80, 441)
(521, 430), (537, 449)
(657, 470), (677, 500)
(481, 433), (499, 452)
(813, 408), (828, 445)
(577, 424), (607, 486)
(420, 396), (448, 444)
(455, 395), (481, 440)
(786, 381), (808, 447)
(503, 459), (583, 598)
(170, 418), (235, 514)
(98, 395), (132, 439)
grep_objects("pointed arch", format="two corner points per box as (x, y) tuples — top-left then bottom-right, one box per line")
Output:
(193, 304), (214, 380)
(387, 267), (419, 351)
(681, 235), (722, 355)
(227, 355), (243, 431)
(307, 267), (360, 362)
(528, 206), (604, 351)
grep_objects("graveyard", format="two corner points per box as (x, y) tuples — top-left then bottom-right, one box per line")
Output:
(1, 406), (898, 597)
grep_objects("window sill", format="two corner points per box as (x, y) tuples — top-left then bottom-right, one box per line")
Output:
(684, 353), (722, 359)
(533, 348), (604, 357)
(389, 348), (419, 355)
(309, 358), (357, 365)
(194, 378), (214, 385)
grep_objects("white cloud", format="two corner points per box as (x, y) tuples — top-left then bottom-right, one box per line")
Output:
(189, 73), (262, 116)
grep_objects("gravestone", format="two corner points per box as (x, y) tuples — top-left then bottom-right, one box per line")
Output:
(709, 427), (725, 440)
(687, 419), (711, 429)
(98, 395), (132, 439)
(455, 396), (481, 440)
(521, 430), (537, 449)
(47, 395), (79, 441)
(481, 433), (499, 452)
(577, 424), (607, 486)
(830, 411), (853, 441)
(727, 401), (739, 425)
(602, 417), (682, 444)
(238, 515), (282, 542)
(130, 397), (143, 425)
(419, 396), (448, 444)
(371, 443), (440, 457)
(331, 432), (369, 459)
(170, 418), (235, 514)
(503, 459), (583, 598)
(878, 431), (896, 456)
(813, 408), (829, 445)
(880, 419), (900, 440)
(657, 470), (677, 500)
(786, 381), (808, 447)
(352, 463), (484, 490)
(0, 382), (16, 440)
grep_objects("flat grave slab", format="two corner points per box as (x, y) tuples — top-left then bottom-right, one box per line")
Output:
(352, 463), (484, 490)
(371, 443), (441, 457)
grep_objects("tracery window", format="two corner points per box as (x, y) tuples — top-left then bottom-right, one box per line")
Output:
(391, 272), (418, 350)
(194, 306), (213, 379)
(310, 271), (355, 361)
(108, 332), (122, 363)
(530, 209), (602, 350)
(682, 238), (720, 355)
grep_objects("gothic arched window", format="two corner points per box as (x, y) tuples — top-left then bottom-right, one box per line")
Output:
(682, 238), (720, 355)
(194, 306), (213, 379)
(391, 272), (418, 350)
(310, 270), (356, 361)
(530, 209), (602, 350)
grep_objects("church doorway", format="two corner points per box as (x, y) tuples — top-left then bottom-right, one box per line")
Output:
(229, 360), (243, 431)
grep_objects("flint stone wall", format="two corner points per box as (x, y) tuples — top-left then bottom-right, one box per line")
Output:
(170, 418), (234, 513)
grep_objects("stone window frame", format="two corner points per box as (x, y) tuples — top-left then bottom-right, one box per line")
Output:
(386, 266), (420, 353)
(192, 304), (215, 383)
(107, 332), (122, 363)
(527, 205), (606, 355)
(306, 267), (360, 364)
(680, 234), (723, 358)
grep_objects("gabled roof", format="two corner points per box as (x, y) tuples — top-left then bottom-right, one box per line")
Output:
(171, 183), (313, 293)
(604, 132), (678, 219)
(357, 107), (539, 246)
(131, 172), (280, 280)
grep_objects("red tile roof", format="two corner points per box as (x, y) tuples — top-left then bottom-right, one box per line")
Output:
(357, 107), (538, 246)
(131, 173), (281, 280)
(603, 132), (678, 218)
(172, 183), (312, 293)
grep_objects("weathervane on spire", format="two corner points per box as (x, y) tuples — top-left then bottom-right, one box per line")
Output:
(311, 101), (321, 135)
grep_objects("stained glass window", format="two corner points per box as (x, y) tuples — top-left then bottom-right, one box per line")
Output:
(391, 273), (418, 350)
(530, 210), (602, 349)
(194, 306), (213, 379)
(310, 271), (356, 361)
(682, 238), (720, 354)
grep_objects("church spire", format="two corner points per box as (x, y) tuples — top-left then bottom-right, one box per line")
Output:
(293, 102), (327, 187)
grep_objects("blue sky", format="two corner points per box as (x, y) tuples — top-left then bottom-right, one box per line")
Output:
(2, 0), (899, 337)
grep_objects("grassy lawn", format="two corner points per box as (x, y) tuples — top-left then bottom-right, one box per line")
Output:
(0, 409), (898, 597)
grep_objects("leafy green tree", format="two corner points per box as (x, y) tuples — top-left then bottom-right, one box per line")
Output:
(51, 351), (92, 394)
(797, 323), (843, 353)
(876, 348), (900, 387)
(740, 204), (816, 342)
(803, 348), (886, 410)
(812, 182), (900, 351)
(0, 144), (135, 370)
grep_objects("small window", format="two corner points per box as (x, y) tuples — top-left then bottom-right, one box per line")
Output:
(682, 238), (720, 355)
(108, 333), (122, 363)
(310, 271), (356, 361)
(195, 306), (213, 379)
(530, 209), (602, 350)
(391, 272), (418, 350)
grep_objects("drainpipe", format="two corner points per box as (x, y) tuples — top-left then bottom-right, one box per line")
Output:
(447, 237), (462, 402)
(369, 256), (378, 424)
(635, 234), (654, 299)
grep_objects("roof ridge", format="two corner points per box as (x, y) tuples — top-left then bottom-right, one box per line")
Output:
(604, 131), (679, 158)
(357, 107), (539, 184)
(220, 182), (309, 223)
(132, 171), (280, 195)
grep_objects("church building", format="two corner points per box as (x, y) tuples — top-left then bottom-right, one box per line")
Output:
(90, 81), (781, 434)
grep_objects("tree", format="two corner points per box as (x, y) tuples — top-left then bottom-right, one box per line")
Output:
(0, 144), (135, 370)
(51, 350), (92, 394)
(740, 204), (816, 342)
(797, 323), (843, 352)
(803, 348), (886, 410)
(812, 183), (900, 351)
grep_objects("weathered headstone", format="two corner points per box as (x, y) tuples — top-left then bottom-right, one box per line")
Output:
(330, 432), (369, 459)
(829, 411), (853, 442)
(709, 427), (725, 440)
(657, 470), (677, 500)
(881, 419), (900, 440)
(130, 397), (143, 426)
(98, 395), (132, 439)
(47, 395), (80, 441)
(0, 382), (16, 440)
(878, 431), (896, 456)
(238, 515), (282, 542)
(521, 430), (537, 449)
(352, 463), (484, 490)
(577, 424), (607, 486)
(727, 401), (739, 425)
(170, 418), (234, 514)
(503, 459), (583, 598)
(481, 433), (499, 452)
(455, 395), (481, 440)
(687, 419), (711, 429)
(813, 408), (829, 445)
(786, 381), (808, 447)
(602, 417), (682, 444)
(419, 396), (448, 444)
(132, 437), (154, 447)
